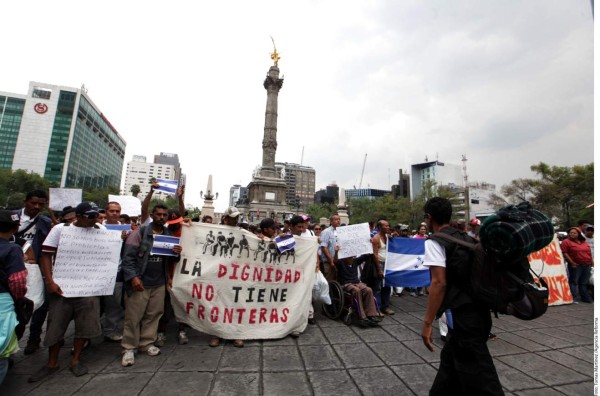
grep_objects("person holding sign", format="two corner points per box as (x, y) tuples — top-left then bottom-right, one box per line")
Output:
(320, 214), (341, 281)
(28, 202), (104, 382)
(120, 205), (182, 367)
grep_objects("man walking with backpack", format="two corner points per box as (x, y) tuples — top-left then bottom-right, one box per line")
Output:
(420, 197), (503, 395)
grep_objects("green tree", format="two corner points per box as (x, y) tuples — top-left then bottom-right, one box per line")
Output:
(0, 169), (56, 209)
(83, 186), (121, 209)
(529, 162), (594, 228)
(306, 202), (337, 223)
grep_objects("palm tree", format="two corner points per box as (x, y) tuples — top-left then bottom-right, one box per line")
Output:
(130, 184), (141, 197)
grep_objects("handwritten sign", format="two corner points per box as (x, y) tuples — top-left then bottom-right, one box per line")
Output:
(52, 226), (122, 297)
(49, 188), (82, 211)
(336, 223), (373, 259)
(528, 235), (573, 305)
(170, 223), (319, 340)
(108, 194), (142, 216)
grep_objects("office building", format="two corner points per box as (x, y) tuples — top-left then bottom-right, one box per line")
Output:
(274, 162), (316, 209)
(122, 155), (176, 199)
(0, 81), (126, 188)
(410, 160), (463, 200)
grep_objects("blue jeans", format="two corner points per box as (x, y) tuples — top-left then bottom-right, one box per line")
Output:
(569, 265), (592, 302)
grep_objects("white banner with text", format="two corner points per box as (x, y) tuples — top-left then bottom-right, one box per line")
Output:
(171, 223), (319, 340)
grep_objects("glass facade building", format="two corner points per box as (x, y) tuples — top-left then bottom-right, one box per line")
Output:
(0, 95), (26, 169)
(2, 82), (126, 189)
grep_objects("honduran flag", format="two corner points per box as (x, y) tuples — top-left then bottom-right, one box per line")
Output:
(152, 235), (180, 256)
(384, 238), (431, 287)
(275, 234), (296, 253)
(156, 179), (178, 195)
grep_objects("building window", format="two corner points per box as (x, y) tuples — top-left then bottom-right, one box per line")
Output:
(32, 87), (52, 100)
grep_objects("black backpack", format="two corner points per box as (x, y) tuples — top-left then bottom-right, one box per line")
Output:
(432, 232), (549, 320)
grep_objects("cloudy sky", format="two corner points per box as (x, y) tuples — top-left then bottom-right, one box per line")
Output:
(2, 1), (594, 210)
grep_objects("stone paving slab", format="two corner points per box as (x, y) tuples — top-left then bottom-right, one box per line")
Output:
(0, 295), (594, 395)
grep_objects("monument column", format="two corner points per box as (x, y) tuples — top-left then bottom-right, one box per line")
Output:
(261, 66), (284, 178)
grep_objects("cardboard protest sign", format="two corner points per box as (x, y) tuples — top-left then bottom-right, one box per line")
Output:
(49, 188), (82, 211)
(108, 195), (142, 216)
(170, 224), (319, 340)
(336, 223), (373, 259)
(52, 226), (122, 297)
(528, 235), (573, 306)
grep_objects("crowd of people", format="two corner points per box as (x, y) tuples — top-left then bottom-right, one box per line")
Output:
(0, 188), (593, 394)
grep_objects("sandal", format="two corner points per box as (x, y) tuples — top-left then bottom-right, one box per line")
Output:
(233, 339), (244, 348)
(209, 337), (221, 347)
(69, 362), (88, 377)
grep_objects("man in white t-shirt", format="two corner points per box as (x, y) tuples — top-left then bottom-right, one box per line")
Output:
(28, 202), (104, 382)
(421, 197), (503, 395)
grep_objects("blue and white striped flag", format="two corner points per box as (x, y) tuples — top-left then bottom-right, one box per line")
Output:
(384, 238), (430, 287)
(275, 234), (296, 253)
(152, 235), (180, 256)
(156, 179), (178, 195)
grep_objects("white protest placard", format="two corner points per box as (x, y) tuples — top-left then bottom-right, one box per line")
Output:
(52, 226), (123, 297)
(108, 194), (142, 216)
(336, 223), (373, 259)
(170, 223), (319, 340)
(49, 188), (82, 211)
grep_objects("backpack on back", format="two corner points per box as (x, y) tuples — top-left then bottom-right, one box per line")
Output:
(432, 232), (549, 321)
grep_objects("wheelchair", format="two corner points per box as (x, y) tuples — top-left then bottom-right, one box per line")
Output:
(322, 279), (380, 326)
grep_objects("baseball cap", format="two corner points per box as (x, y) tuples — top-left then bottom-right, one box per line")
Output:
(0, 210), (20, 226)
(222, 207), (241, 218)
(401, 225), (409, 231)
(75, 202), (100, 216)
(471, 218), (481, 226)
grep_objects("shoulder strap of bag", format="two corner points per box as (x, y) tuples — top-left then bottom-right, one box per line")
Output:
(431, 232), (477, 250)
(14, 216), (39, 239)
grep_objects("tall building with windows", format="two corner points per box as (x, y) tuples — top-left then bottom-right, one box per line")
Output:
(344, 188), (390, 200)
(274, 162), (316, 209)
(410, 160), (463, 200)
(0, 81), (126, 188)
(122, 155), (176, 199)
(154, 152), (182, 183)
(229, 184), (249, 207)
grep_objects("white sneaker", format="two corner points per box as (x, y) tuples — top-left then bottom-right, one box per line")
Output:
(146, 346), (161, 356)
(155, 332), (166, 347)
(121, 349), (135, 367)
(178, 331), (188, 345)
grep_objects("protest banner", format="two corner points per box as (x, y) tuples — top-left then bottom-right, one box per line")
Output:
(52, 226), (123, 297)
(528, 235), (573, 305)
(336, 223), (373, 259)
(170, 223), (319, 340)
(49, 188), (82, 211)
(108, 194), (142, 216)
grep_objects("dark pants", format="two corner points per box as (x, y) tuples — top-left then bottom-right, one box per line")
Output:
(28, 288), (49, 342)
(430, 304), (504, 396)
(569, 265), (592, 302)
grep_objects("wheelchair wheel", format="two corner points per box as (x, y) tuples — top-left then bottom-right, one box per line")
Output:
(322, 280), (344, 319)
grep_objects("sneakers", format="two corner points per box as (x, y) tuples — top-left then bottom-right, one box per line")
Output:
(145, 346), (161, 356)
(382, 307), (395, 315)
(177, 331), (189, 345)
(155, 332), (166, 347)
(121, 349), (135, 367)
(410, 292), (417, 297)
(24, 338), (41, 355)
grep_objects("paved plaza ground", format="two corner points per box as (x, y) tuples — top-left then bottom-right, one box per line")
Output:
(1, 294), (595, 396)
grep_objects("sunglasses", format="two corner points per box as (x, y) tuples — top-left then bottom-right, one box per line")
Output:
(83, 212), (99, 220)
